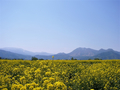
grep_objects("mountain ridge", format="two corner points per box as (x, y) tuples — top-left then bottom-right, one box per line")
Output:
(91, 50), (120, 59)
(0, 47), (54, 56)
(0, 47), (120, 60)
(68, 47), (97, 56)
(0, 50), (31, 60)
(68, 47), (120, 57)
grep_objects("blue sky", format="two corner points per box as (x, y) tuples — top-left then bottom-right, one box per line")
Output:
(0, 0), (120, 54)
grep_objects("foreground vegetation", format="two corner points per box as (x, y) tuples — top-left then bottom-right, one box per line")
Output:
(0, 59), (120, 90)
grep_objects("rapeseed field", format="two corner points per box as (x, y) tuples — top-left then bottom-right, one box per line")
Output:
(0, 60), (120, 90)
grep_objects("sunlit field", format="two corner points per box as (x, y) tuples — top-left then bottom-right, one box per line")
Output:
(0, 59), (120, 90)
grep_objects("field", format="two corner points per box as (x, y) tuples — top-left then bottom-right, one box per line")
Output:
(0, 60), (120, 90)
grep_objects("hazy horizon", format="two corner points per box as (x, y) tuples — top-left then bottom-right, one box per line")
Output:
(1, 47), (120, 54)
(0, 0), (120, 53)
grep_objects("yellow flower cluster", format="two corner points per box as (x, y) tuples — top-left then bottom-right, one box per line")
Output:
(0, 59), (120, 90)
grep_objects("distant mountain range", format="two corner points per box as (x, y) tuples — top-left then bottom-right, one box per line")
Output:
(0, 47), (120, 60)
(0, 49), (31, 60)
(1, 47), (53, 56)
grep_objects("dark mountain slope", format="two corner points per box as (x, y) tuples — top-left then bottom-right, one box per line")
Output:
(91, 51), (120, 59)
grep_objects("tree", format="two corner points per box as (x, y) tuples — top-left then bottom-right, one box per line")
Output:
(39, 58), (44, 60)
(0, 57), (1, 59)
(31, 57), (38, 60)
(94, 58), (100, 60)
(71, 57), (74, 60)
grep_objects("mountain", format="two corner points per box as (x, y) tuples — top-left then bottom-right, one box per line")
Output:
(1, 47), (53, 56)
(54, 53), (71, 59)
(68, 47), (120, 57)
(35, 53), (71, 60)
(91, 51), (120, 59)
(0, 47), (120, 60)
(68, 47), (98, 56)
(0, 50), (32, 60)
